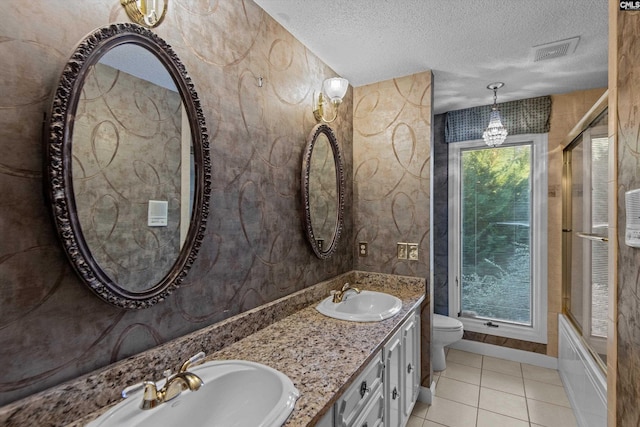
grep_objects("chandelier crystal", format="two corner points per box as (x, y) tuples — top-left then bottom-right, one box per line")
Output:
(482, 83), (508, 147)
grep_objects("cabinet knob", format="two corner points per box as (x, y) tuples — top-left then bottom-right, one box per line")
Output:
(407, 363), (413, 373)
(392, 387), (399, 400)
(360, 380), (370, 398)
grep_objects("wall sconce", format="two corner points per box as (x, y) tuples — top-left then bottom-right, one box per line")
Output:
(121, 0), (168, 28)
(313, 77), (349, 123)
(482, 82), (508, 147)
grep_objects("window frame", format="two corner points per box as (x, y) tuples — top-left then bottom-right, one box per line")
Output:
(448, 133), (548, 344)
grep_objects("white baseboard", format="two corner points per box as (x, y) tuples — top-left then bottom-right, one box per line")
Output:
(418, 382), (436, 404)
(449, 339), (558, 369)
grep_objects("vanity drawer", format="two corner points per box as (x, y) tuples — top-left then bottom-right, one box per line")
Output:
(351, 388), (384, 427)
(335, 351), (384, 427)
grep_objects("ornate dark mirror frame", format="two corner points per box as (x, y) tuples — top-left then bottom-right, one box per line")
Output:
(45, 23), (211, 309)
(301, 124), (345, 259)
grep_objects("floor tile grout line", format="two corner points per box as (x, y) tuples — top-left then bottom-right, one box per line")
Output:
(439, 349), (576, 427)
(478, 406), (533, 425)
(521, 360), (533, 425)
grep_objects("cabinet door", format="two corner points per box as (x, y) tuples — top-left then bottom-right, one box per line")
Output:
(401, 313), (420, 419)
(384, 328), (403, 427)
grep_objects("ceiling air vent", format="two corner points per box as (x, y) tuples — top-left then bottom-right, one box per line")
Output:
(532, 36), (580, 62)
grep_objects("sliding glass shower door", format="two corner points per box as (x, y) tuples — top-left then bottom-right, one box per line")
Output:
(562, 111), (608, 368)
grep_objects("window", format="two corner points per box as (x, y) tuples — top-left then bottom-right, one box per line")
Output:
(449, 134), (548, 343)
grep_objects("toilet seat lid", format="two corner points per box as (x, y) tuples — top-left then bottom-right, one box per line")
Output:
(433, 314), (463, 331)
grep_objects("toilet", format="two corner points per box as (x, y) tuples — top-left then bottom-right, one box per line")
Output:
(432, 314), (464, 371)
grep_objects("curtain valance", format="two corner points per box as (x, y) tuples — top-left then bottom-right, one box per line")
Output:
(445, 96), (551, 143)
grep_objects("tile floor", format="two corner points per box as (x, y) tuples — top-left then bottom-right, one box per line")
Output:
(408, 348), (578, 427)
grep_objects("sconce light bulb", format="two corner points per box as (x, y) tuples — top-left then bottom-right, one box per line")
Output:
(322, 77), (349, 104)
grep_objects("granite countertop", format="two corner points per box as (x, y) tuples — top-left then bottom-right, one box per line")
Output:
(0, 271), (425, 427)
(207, 283), (425, 426)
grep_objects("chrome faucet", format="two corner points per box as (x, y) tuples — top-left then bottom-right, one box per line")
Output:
(331, 283), (361, 303)
(122, 351), (205, 410)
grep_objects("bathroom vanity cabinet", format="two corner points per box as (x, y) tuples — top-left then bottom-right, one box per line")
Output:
(319, 310), (420, 427)
(384, 311), (420, 427)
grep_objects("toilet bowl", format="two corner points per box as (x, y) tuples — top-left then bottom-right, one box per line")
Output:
(432, 314), (464, 371)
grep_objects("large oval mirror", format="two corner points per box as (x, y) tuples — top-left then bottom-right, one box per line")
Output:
(302, 124), (345, 259)
(45, 23), (211, 309)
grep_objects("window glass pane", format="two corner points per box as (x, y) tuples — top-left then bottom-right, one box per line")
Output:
(460, 144), (532, 325)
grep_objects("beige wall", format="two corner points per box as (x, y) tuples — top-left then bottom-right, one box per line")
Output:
(0, 0), (357, 405)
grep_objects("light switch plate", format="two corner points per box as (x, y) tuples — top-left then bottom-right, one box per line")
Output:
(397, 243), (407, 259)
(407, 243), (419, 260)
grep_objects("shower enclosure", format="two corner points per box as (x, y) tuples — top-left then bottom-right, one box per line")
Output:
(562, 108), (609, 367)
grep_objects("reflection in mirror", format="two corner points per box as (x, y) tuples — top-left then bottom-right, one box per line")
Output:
(308, 133), (338, 250)
(45, 23), (210, 309)
(72, 44), (194, 292)
(302, 124), (345, 259)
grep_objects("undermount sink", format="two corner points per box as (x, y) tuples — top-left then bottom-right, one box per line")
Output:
(88, 360), (299, 427)
(316, 290), (402, 322)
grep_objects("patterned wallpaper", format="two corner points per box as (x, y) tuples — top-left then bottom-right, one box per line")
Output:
(615, 8), (640, 425)
(353, 74), (431, 278)
(353, 73), (432, 386)
(73, 63), (183, 291)
(0, 0), (357, 405)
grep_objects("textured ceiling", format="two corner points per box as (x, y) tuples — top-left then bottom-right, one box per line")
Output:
(254, 0), (608, 113)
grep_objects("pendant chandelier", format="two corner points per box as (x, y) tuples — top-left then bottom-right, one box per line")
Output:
(483, 82), (508, 147)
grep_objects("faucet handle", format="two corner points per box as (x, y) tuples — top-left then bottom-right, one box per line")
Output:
(122, 380), (157, 399)
(179, 351), (206, 373)
(341, 283), (351, 291)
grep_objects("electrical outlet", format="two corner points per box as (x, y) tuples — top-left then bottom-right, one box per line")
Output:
(358, 242), (368, 257)
(407, 243), (419, 260)
(397, 243), (407, 259)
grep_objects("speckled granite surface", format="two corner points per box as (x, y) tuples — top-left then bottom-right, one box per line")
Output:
(0, 271), (424, 427)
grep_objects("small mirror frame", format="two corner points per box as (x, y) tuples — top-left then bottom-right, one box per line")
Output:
(301, 124), (345, 259)
(45, 23), (211, 309)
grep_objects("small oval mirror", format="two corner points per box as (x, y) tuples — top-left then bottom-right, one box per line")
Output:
(45, 23), (210, 309)
(302, 124), (345, 259)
